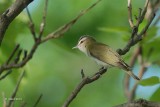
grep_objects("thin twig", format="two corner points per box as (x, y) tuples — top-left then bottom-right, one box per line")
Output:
(7, 71), (25, 107)
(138, 13), (155, 36)
(129, 65), (147, 101)
(128, 0), (134, 28)
(115, 98), (160, 107)
(0, 0), (34, 45)
(117, 0), (155, 55)
(0, 0), (102, 77)
(0, 42), (39, 75)
(0, 70), (12, 80)
(33, 94), (43, 107)
(139, 0), (150, 23)
(117, 13), (155, 55)
(81, 69), (85, 78)
(26, 7), (37, 41)
(6, 44), (20, 64)
(2, 92), (7, 107)
(39, 0), (48, 38)
(135, 8), (142, 27)
(62, 68), (107, 107)
(41, 0), (102, 43)
(14, 49), (23, 64)
(128, 46), (148, 101)
(123, 47), (141, 98)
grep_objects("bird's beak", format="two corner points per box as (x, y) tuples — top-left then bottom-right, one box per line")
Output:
(72, 45), (78, 49)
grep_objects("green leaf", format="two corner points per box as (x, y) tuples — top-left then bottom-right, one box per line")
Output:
(143, 27), (158, 43)
(98, 27), (131, 41)
(139, 76), (160, 86)
(150, 87), (160, 101)
(98, 27), (130, 35)
(143, 36), (160, 62)
(138, 19), (147, 32)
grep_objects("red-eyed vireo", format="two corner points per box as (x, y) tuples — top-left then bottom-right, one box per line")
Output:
(73, 36), (140, 81)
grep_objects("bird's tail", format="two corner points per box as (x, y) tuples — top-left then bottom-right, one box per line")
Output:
(117, 60), (140, 81)
(126, 71), (140, 81)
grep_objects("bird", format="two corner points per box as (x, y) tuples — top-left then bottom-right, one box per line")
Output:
(73, 35), (140, 81)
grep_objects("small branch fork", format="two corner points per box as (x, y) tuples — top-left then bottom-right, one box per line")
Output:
(7, 71), (25, 107)
(62, 68), (107, 107)
(124, 46), (150, 101)
(2, 70), (43, 107)
(0, 0), (157, 107)
(63, 0), (156, 106)
(0, 0), (34, 46)
(0, 0), (101, 78)
(117, 0), (155, 55)
(122, 0), (158, 102)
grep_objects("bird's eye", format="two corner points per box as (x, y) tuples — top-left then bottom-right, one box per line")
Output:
(80, 40), (84, 44)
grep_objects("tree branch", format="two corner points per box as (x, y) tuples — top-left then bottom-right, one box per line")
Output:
(39, 0), (48, 38)
(40, 0), (102, 43)
(114, 99), (160, 107)
(0, 0), (34, 46)
(33, 94), (43, 107)
(0, 0), (101, 77)
(26, 7), (37, 41)
(117, 0), (155, 55)
(62, 68), (107, 107)
(63, 0), (155, 106)
(127, 0), (134, 28)
(123, 47), (141, 99)
(7, 71), (25, 107)
(129, 65), (147, 101)
(2, 92), (7, 107)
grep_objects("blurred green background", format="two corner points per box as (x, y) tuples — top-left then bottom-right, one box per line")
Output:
(0, 0), (160, 107)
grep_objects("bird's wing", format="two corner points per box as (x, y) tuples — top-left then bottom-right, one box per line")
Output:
(89, 43), (120, 67)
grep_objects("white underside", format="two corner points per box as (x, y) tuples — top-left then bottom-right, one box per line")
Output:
(92, 57), (112, 67)
(87, 52), (112, 68)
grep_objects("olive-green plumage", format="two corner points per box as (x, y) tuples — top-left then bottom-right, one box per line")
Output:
(73, 36), (140, 81)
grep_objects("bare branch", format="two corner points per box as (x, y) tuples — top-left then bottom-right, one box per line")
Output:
(6, 44), (20, 64)
(14, 49), (23, 64)
(128, 0), (134, 28)
(0, 70), (12, 80)
(117, 0), (155, 55)
(81, 69), (85, 78)
(63, 1), (155, 106)
(0, 0), (34, 45)
(26, 7), (37, 41)
(138, 13), (155, 36)
(39, 0), (48, 38)
(115, 99), (160, 107)
(62, 68), (107, 107)
(124, 47), (141, 98)
(129, 65), (147, 101)
(41, 0), (102, 43)
(2, 92), (7, 107)
(0, 42), (39, 75)
(0, 0), (102, 77)
(139, 0), (149, 23)
(33, 94), (43, 107)
(7, 71), (25, 107)
(117, 13), (155, 55)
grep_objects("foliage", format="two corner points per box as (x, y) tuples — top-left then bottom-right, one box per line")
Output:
(0, 0), (160, 107)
